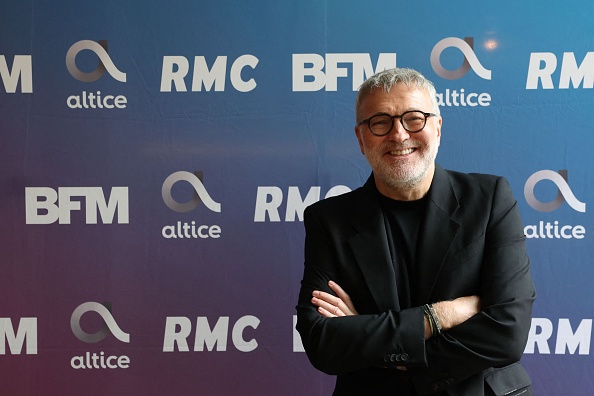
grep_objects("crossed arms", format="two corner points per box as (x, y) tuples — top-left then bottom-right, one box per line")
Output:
(295, 176), (536, 393)
(312, 281), (481, 342)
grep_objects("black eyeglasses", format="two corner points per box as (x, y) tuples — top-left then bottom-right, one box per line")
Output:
(356, 110), (438, 136)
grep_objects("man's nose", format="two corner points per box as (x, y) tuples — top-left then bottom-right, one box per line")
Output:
(387, 119), (410, 142)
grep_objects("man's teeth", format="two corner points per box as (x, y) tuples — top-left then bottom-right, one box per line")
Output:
(390, 148), (414, 156)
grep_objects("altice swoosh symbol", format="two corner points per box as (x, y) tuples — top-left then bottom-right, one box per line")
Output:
(431, 37), (492, 80)
(524, 170), (586, 213)
(162, 171), (222, 213)
(66, 40), (126, 83)
(71, 302), (130, 344)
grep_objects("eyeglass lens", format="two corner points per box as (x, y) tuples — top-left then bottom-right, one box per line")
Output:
(369, 111), (427, 135)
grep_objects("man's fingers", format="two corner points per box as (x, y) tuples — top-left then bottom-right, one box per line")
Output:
(313, 290), (334, 302)
(329, 281), (349, 300)
(313, 290), (347, 310)
(328, 281), (358, 315)
(312, 296), (345, 317)
(317, 306), (336, 318)
(313, 291), (347, 314)
(311, 282), (360, 317)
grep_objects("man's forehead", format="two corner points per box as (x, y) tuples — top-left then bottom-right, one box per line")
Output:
(356, 82), (434, 119)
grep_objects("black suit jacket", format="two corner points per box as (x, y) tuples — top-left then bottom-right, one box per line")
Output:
(296, 165), (536, 395)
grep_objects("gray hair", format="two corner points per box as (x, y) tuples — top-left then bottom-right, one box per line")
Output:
(355, 68), (440, 119)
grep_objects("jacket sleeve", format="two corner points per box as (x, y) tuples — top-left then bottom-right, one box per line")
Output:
(295, 203), (427, 375)
(410, 177), (536, 394)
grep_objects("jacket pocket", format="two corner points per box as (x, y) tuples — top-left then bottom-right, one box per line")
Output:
(485, 363), (532, 395)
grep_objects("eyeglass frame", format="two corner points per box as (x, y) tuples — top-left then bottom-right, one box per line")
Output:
(356, 110), (438, 136)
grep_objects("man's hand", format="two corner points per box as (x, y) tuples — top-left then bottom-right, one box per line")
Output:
(311, 281), (359, 317)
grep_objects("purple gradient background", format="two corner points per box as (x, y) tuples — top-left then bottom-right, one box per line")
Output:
(2, 1), (594, 394)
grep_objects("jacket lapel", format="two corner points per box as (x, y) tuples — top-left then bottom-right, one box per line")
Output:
(347, 167), (462, 311)
(348, 177), (401, 312)
(414, 165), (461, 305)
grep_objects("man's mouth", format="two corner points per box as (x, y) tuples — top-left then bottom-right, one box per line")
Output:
(388, 148), (415, 156)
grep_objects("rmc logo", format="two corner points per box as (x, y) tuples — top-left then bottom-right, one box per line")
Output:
(526, 52), (594, 89)
(160, 55), (259, 92)
(163, 315), (260, 353)
(254, 185), (351, 222)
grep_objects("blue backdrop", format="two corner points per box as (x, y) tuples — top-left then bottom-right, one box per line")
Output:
(1, 1), (593, 394)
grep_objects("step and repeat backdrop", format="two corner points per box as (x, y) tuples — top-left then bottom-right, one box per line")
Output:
(1, 1), (593, 395)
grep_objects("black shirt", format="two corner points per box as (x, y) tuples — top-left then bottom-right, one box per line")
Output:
(377, 191), (428, 309)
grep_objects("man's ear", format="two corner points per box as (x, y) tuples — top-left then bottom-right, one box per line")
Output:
(436, 116), (442, 138)
(355, 126), (365, 155)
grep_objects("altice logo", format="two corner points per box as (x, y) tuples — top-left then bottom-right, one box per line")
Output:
(161, 171), (222, 239)
(523, 170), (586, 239)
(71, 302), (129, 343)
(430, 37), (491, 80)
(162, 171), (221, 213)
(66, 40), (126, 83)
(430, 37), (492, 108)
(65, 40), (128, 109)
(70, 302), (131, 369)
(524, 170), (586, 213)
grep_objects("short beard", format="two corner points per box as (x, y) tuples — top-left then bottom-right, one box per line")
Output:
(368, 144), (438, 193)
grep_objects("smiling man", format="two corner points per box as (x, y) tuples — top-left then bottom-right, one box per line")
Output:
(296, 68), (535, 395)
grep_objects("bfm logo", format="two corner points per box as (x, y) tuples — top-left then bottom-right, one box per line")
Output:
(291, 36), (492, 107)
(161, 171), (222, 239)
(0, 317), (37, 355)
(65, 40), (127, 109)
(523, 170), (586, 239)
(527, 52), (594, 89)
(0, 55), (33, 93)
(70, 302), (131, 369)
(292, 53), (397, 91)
(25, 186), (129, 225)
